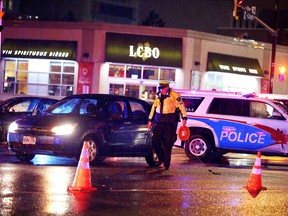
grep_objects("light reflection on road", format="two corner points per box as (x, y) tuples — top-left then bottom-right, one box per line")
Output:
(1, 148), (288, 215)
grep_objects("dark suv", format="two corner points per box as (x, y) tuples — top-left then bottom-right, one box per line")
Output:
(7, 94), (161, 167)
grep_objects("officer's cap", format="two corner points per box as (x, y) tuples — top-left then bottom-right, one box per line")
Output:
(158, 81), (170, 89)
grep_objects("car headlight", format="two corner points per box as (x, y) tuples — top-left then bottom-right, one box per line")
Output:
(8, 122), (18, 133)
(51, 124), (76, 135)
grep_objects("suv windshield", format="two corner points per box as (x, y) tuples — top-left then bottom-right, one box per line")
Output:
(273, 100), (288, 114)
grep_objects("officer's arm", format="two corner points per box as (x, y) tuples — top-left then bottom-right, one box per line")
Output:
(172, 91), (187, 120)
(177, 99), (187, 120)
(148, 102), (157, 121)
(148, 101), (157, 129)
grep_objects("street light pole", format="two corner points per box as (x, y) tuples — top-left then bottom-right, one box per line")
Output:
(270, 35), (277, 93)
(253, 16), (278, 94)
(236, 3), (278, 94)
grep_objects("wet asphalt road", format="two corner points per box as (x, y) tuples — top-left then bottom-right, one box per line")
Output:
(1, 148), (288, 216)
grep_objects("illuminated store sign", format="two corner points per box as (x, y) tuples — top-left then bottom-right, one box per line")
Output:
(207, 52), (263, 77)
(105, 33), (182, 67)
(2, 39), (77, 60)
(129, 44), (160, 60)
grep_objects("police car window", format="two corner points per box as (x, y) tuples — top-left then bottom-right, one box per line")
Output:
(249, 101), (275, 119)
(208, 98), (249, 116)
(182, 97), (204, 112)
(273, 101), (288, 115)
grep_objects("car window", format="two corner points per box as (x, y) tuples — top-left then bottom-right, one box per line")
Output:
(79, 99), (99, 115)
(249, 101), (283, 119)
(249, 101), (269, 118)
(50, 98), (81, 114)
(36, 99), (57, 114)
(208, 98), (250, 116)
(129, 101), (147, 119)
(107, 101), (127, 119)
(41, 99), (57, 109)
(182, 96), (204, 112)
(8, 99), (38, 112)
(273, 101), (288, 114)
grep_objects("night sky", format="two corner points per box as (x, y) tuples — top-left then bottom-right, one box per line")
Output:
(4, 0), (288, 34)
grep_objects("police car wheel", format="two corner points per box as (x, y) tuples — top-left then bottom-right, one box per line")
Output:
(184, 135), (212, 161)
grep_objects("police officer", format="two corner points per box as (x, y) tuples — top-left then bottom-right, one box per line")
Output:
(147, 81), (187, 170)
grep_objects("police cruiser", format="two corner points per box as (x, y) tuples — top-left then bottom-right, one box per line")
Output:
(174, 90), (288, 161)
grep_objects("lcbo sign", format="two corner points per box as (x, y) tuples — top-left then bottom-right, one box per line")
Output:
(129, 43), (160, 61)
(105, 33), (183, 67)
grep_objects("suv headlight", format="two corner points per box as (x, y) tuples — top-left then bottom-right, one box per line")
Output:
(51, 124), (76, 135)
(8, 122), (18, 133)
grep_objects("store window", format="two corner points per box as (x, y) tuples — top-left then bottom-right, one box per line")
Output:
(125, 84), (139, 98)
(108, 63), (176, 101)
(160, 68), (175, 81)
(109, 83), (124, 95)
(48, 61), (75, 97)
(3, 60), (28, 94)
(127, 66), (141, 79)
(108, 64), (125, 77)
(2, 59), (76, 97)
(141, 85), (157, 100)
(205, 72), (259, 93)
(143, 67), (158, 80)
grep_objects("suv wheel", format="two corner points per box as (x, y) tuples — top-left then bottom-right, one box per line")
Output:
(145, 146), (163, 167)
(185, 135), (212, 161)
(15, 153), (35, 162)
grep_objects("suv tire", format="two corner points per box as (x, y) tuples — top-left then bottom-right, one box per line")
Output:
(185, 135), (212, 161)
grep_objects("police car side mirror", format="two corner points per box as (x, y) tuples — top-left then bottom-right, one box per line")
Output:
(272, 111), (284, 120)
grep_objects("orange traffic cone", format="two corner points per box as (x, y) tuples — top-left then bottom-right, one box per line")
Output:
(244, 151), (267, 198)
(67, 141), (96, 192)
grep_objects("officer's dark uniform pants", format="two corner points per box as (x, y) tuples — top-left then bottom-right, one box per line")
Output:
(152, 122), (178, 168)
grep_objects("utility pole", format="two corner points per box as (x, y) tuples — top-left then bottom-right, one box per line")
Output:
(0, 0), (3, 58)
(253, 16), (277, 94)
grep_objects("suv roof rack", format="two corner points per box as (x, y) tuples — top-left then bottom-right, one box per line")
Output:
(174, 89), (243, 95)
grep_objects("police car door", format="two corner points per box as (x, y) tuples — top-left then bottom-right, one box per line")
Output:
(244, 100), (288, 154)
(206, 98), (249, 150)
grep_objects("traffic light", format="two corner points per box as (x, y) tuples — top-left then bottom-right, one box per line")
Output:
(233, 0), (244, 20)
(279, 66), (286, 81)
(0, 11), (4, 32)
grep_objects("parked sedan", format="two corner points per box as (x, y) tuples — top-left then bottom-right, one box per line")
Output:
(7, 94), (161, 167)
(0, 96), (58, 148)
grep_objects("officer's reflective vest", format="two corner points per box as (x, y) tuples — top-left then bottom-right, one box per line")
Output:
(149, 89), (187, 123)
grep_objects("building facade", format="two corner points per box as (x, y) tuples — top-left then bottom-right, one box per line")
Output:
(0, 20), (287, 101)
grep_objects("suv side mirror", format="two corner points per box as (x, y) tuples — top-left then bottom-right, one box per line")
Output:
(272, 111), (284, 120)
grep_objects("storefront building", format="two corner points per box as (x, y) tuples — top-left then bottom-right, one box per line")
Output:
(1, 20), (288, 101)
(204, 52), (263, 93)
(1, 38), (77, 97)
(102, 32), (183, 101)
